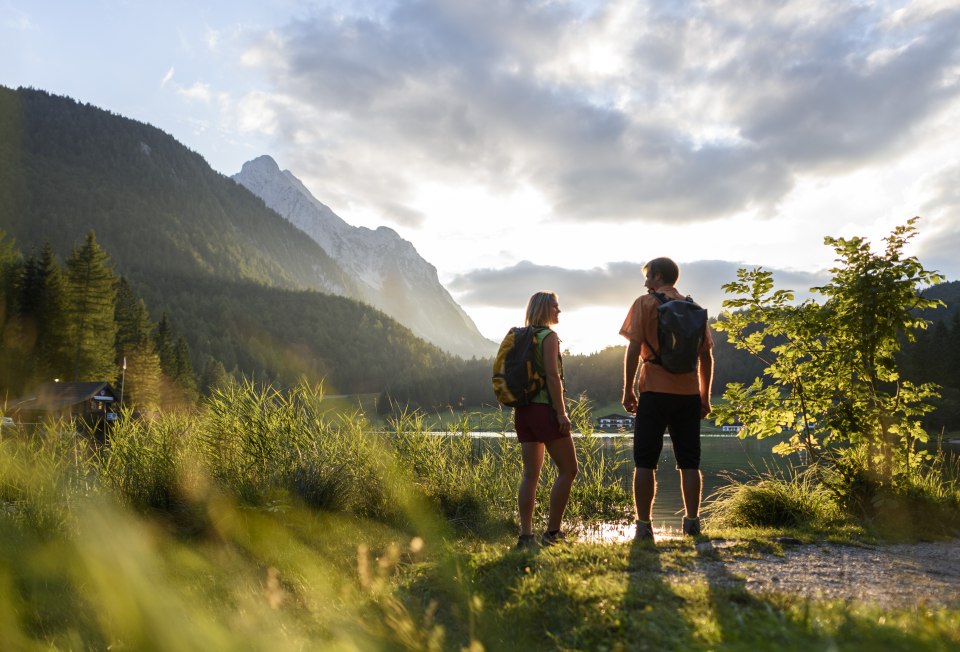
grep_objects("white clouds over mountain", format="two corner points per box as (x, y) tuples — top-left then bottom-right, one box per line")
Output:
(237, 0), (960, 226)
(449, 259), (826, 318)
(6, 0), (957, 351)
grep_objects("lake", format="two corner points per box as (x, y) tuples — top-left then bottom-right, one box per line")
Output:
(461, 432), (960, 533)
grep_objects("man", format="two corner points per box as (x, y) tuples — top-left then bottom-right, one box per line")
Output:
(620, 257), (713, 541)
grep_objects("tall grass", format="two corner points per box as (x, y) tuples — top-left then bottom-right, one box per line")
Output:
(0, 380), (488, 649)
(567, 394), (632, 521)
(0, 380), (634, 648)
(828, 441), (960, 538)
(3, 381), (959, 649)
(705, 464), (842, 530)
(705, 448), (960, 538)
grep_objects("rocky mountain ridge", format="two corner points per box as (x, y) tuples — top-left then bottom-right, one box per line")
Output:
(234, 156), (495, 358)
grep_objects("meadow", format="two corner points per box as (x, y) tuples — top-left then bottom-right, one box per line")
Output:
(2, 379), (959, 651)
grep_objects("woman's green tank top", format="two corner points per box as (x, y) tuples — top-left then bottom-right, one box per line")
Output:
(532, 327), (563, 405)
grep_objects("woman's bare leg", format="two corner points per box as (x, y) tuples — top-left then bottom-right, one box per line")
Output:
(544, 436), (578, 532)
(518, 442), (545, 535)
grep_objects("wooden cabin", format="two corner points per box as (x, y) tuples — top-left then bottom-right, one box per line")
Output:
(9, 381), (120, 440)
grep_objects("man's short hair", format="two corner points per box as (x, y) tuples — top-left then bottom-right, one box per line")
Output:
(642, 257), (680, 285)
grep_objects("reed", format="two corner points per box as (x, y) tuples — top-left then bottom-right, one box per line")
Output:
(4, 380), (957, 649)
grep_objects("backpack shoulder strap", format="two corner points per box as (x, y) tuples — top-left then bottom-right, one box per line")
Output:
(643, 294), (666, 364)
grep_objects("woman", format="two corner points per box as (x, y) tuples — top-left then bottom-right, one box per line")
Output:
(515, 291), (578, 549)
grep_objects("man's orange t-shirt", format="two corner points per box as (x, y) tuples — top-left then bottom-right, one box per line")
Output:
(619, 286), (713, 395)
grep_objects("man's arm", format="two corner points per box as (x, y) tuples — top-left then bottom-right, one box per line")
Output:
(698, 347), (714, 418)
(622, 340), (642, 413)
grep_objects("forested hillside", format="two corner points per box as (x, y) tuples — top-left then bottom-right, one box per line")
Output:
(901, 280), (960, 433)
(1, 84), (955, 420)
(920, 279), (960, 321)
(0, 87), (355, 296)
(0, 86), (487, 407)
(0, 231), (200, 407)
(560, 323), (766, 410)
(133, 273), (491, 401)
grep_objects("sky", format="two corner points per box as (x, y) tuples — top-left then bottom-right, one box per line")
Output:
(3, 0), (959, 354)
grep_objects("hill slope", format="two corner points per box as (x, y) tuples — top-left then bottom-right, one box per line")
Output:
(0, 86), (482, 399)
(923, 280), (960, 322)
(0, 87), (358, 297)
(234, 155), (496, 358)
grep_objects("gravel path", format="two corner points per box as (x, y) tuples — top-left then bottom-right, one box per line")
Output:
(676, 539), (960, 608)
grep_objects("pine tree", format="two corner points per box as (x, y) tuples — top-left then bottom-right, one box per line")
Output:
(173, 335), (197, 397)
(0, 230), (24, 393)
(198, 356), (231, 396)
(114, 277), (161, 410)
(64, 231), (117, 381)
(13, 244), (70, 387)
(154, 313), (176, 377)
(0, 229), (18, 310)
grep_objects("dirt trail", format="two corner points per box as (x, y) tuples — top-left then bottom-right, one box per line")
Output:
(678, 539), (960, 608)
(579, 523), (960, 607)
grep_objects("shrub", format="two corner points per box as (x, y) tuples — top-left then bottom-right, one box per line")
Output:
(706, 466), (840, 529)
(98, 411), (189, 512)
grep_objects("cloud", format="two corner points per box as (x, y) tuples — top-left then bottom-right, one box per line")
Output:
(205, 28), (220, 51)
(161, 67), (174, 87)
(237, 0), (960, 225)
(730, 4), (960, 170)
(176, 81), (213, 103)
(448, 258), (826, 317)
(3, 9), (34, 31)
(917, 162), (960, 280)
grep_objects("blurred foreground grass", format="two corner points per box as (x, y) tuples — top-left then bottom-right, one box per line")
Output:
(1, 380), (958, 650)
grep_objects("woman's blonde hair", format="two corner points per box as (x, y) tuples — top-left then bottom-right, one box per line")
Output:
(525, 291), (558, 327)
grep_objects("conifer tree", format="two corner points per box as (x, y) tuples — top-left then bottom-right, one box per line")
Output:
(198, 356), (232, 396)
(173, 335), (197, 397)
(0, 230), (24, 393)
(14, 244), (70, 387)
(0, 230), (18, 309)
(64, 231), (117, 381)
(154, 313), (176, 378)
(114, 277), (161, 410)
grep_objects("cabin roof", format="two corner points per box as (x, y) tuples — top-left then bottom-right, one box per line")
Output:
(12, 382), (118, 412)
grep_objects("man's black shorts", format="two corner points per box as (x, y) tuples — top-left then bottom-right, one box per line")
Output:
(633, 392), (701, 470)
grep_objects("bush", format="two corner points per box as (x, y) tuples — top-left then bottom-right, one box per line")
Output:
(706, 466), (840, 529)
(99, 411), (190, 512)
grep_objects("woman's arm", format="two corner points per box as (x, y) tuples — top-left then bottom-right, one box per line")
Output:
(543, 332), (571, 435)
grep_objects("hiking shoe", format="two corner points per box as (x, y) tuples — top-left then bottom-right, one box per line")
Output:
(540, 530), (567, 546)
(514, 534), (537, 550)
(635, 521), (655, 542)
(682, 516), (702, 537)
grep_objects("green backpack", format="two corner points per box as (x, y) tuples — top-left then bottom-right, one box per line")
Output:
(491, 326), (550, 407)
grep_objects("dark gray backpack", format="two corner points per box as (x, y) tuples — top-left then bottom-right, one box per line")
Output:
(648, 292), (707, 374)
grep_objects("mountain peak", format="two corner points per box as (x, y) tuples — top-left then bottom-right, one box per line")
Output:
(240, 155), (281, 174)
(233, 156), (496, 358)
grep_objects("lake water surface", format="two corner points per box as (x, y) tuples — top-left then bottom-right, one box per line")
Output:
(462, 431), (801, 529)
(463, 432), (960, 533)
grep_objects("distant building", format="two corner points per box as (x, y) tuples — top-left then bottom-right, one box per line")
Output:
(8, 381), (120, 440)
(597, 413), (635, 430)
